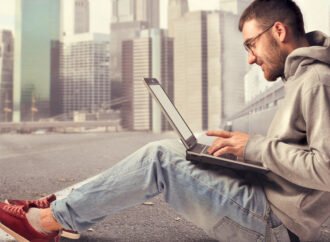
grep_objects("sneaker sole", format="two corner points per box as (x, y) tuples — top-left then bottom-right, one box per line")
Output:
(0, 222), (29, 242)
(61, 230), (80, 239)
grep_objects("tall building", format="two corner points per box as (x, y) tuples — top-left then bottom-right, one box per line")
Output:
(135, 0), (160, 28)
(122, 29), (173, 131)
(0, 30), (14, 122)
(74, 0), (90, 34)
(174, 11), (215, 131)
(219, 0), (251, 16)
(217, 11), (246, 122)
(168, 0), (189, 37)
(110, 0), (160, 89)
(110, 21), (148, 84)
(111, 0), (160, 27)
(52, 34), (111, 115)
(173, 11), (246, 131)
(14, 0), (61, 121)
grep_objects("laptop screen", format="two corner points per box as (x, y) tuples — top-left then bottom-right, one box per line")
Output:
(149, 84), (194, 141)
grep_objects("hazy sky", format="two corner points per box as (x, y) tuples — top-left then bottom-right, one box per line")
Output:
(0, 0), (329, 35)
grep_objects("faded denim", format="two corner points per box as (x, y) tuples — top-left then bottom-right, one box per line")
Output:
(51, 139), (291, 242)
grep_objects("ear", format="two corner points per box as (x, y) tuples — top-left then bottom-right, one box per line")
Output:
(273, 22), (288, 43)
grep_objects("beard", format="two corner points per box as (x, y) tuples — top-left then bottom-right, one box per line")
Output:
(262, 35), (287, 81)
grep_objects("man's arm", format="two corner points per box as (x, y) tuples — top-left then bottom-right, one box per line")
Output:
(244, 84), (330, 191)
(207, 84), (330, 191)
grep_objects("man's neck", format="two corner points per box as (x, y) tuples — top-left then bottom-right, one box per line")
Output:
(288, 37), (310, 53)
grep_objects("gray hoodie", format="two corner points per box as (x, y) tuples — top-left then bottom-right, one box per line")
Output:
(244, 31), (330, 240)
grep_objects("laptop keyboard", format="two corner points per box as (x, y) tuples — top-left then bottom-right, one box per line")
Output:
(191, 143), (237, 160)
(191, 143), (209, 154)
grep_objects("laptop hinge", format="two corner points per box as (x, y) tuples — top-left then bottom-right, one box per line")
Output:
(186, 135), (197, 150)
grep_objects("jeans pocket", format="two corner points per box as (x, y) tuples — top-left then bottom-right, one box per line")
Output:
(213, 216), (264, 242)
(319, 217), (330, 242)
(271, 224), (290, 242)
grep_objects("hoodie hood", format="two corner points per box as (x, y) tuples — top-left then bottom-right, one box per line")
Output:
(284, 31), (330, 80)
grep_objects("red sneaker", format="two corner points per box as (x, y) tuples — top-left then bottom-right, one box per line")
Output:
(0, 202), (60, 242)
(5, 194), (57, 209)
(5, 195), (80, 240)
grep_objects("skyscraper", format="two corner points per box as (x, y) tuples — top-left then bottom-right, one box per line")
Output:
(217, 11), (246, 122)
(173, 10), (246, 131)
(14, 0), (61, 121)
(53, 34), (110, 115)
(74, 0), (90, 34)
(135, 0), (160, 28)
(111, 0), (135, 22)
(121, 37), (150, 130)
(121, 29), (173, 131)
(168, 0), (189, 37)
(174, 11), (215, 131)
(110, 21), (148, 84)
(111, 0), (160, 27)
(110, 0), (160, 89)
(0, 30), (14, 122)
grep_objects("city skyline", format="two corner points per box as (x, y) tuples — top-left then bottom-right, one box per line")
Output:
(0, 0), (329, 126)
(0, 0), (329, 35)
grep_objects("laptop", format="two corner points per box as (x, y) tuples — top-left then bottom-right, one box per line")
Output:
(143, 77), (269, 174)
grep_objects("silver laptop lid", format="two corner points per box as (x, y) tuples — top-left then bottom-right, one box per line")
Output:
(144, 77), (197, 149)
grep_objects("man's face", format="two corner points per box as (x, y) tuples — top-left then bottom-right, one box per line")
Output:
(242, 19), (288, 81)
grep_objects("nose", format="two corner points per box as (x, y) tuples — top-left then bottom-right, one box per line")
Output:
(247, 51), (257, 64)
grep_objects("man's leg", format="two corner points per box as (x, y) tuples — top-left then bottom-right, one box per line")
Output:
(51, 139), (289, 241)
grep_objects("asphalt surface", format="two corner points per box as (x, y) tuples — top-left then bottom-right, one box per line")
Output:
(0, 131), (217, 242)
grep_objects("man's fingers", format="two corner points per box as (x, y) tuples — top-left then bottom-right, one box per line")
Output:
(213, 146), (235, 157)
(206, 130), (249, 158)
(208, 139), (232, 154)
(206, 130), (232, 138)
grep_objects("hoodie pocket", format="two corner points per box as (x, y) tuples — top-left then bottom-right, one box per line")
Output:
(213, 216), (264, 242)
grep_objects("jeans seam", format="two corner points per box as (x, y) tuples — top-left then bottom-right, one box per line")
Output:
(170, 161), (265, 222)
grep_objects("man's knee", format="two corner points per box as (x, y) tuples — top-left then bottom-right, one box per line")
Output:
(141, 139), (186, 165)
(144, 139), (183, 154)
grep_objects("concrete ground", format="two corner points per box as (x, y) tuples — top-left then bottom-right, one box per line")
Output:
(0, 131), (217, 242)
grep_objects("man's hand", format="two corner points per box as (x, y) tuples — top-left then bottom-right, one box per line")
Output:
(206, 130), (249, 159)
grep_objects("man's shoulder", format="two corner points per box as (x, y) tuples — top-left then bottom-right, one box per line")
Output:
(297, 62), (330, 91)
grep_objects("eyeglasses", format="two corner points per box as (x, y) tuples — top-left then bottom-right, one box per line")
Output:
(243, 22), (275, 55)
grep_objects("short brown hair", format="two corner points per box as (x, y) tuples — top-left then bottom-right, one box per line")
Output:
(239, 0), (305, 38)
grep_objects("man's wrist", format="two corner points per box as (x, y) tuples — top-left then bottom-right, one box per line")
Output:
(244, 134), (267, 165)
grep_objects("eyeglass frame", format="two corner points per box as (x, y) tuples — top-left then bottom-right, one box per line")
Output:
(243, 22), (275, 55)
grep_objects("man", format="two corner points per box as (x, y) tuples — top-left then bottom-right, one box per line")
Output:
(1, 0), (330, 241)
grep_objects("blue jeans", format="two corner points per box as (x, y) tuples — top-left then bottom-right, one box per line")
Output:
(51, 139), (291, 242)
